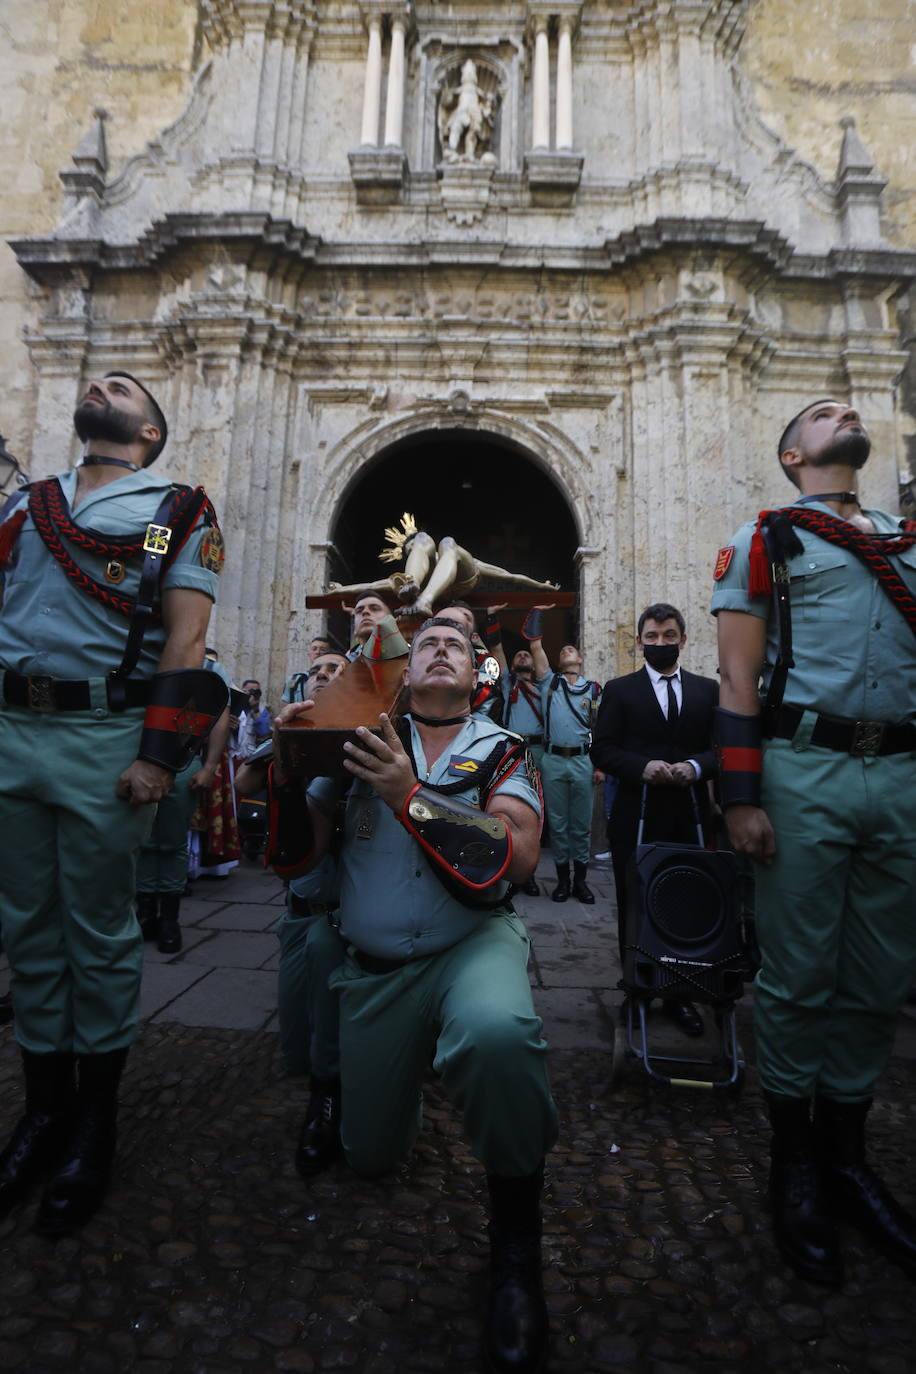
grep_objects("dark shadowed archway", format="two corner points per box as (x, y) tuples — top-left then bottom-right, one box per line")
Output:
(327, 429), (580, 663)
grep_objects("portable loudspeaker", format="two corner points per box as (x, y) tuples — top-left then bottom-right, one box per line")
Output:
(622, 842), (749, 1004)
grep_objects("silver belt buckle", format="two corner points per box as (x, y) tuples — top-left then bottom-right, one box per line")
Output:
(27, 676), (56, 712)
(850, 720), (884, 757)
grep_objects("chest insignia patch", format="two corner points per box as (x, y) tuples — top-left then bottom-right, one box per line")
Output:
(356, 806), (374, 840)
(105, 559), (126, 585)
(448, 754), (480, 777)
(200, 527), (225, 575)
(713, 546), (735, 580)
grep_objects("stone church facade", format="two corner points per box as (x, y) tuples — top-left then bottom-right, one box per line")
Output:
(4, 0), (916, 686)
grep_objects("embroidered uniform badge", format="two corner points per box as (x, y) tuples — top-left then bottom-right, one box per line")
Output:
(713, 546), (735, 580)
(200, 527), (225, 574)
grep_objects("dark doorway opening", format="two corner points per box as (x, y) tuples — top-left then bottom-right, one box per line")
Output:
(328, 429), (580, 664)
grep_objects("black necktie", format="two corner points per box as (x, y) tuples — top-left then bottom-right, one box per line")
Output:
(665, 676), (679, 723)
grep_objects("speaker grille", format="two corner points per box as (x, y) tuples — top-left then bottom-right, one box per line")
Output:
(646, 864), (723, 946)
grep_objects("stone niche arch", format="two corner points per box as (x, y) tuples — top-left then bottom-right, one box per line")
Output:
(291, 402), (618, 675)
(331, 428), (578, 664)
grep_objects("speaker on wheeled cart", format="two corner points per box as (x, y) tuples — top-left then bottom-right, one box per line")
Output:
(623, 840), (750, 1003)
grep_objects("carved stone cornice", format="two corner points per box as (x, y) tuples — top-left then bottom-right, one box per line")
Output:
(11, 214), (320, 283)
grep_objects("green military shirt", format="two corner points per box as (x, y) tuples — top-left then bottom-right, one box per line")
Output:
(542, 673), (600, 747)
(710, 499), (916, 725)
(309, 714), (540, 961)
(0, 468), (220, 680)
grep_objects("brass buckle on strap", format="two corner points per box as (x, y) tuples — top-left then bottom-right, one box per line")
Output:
(850, 721), (885, 757)
(27, 676), (56, 712)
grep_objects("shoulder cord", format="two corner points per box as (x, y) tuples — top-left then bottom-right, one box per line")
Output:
(752, 506), (916, 640)
(396, 716), (512, 800)
(758, 508), (916, 721)
(511, 674), (544, 725)
(28, 477), (213, 622)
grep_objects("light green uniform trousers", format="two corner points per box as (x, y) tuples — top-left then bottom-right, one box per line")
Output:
(276, 904), (344, 1078)
(136, 757), (201, 895)
(0, 703), (154, 1054)
(755, 733), (916, 1101)
(329, 911), (559, 1178)
(538, 751), (593, 864)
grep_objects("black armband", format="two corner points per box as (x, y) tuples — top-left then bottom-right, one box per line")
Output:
(484, 612), (502, 650)
(715, 707), (763, 809)
(137, 669), (229, 773)
(397, 783), (512, 891)
(267, 764), (315, 877)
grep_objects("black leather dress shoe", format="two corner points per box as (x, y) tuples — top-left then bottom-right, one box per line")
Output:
(661, 998), (704, 1037)
(295, 1078), (341, 1178)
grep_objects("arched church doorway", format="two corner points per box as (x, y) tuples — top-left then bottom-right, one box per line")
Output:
(328, 429), (580, 665)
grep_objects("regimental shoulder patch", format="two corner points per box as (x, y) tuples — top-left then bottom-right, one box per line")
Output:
(200, 526), (225, 575)
(713, 546), (735, 581)
(525, 747), (539, 790)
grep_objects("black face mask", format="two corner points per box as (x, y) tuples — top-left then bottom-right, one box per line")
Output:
(642, 643), (680, 672)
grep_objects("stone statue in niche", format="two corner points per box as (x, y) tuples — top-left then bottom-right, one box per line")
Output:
(437, 59), (498, 166)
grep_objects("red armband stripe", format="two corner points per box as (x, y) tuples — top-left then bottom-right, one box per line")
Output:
(143, 704), (215, 735)
(718, 746), (762, 773)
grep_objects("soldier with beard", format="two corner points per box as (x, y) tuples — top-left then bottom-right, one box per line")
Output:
(713, 399), (916, 1285)
(0, 371), (224, 1235)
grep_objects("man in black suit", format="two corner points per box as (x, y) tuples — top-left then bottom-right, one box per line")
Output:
(590, 602), (719, 1037)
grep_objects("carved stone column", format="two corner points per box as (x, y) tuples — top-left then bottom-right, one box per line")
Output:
(383, 13), (407, 147)
(531, 16), (550, 150)
(360, 13), (383, 146)
(556, 17), (573, 151)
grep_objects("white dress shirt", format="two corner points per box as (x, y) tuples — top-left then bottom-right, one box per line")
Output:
(644, 663), (701, 780)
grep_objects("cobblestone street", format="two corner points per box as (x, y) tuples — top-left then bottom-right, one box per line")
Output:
(2, 857), (916, 1373)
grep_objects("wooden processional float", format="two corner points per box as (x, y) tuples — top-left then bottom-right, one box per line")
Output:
(275, 513), (574, 777)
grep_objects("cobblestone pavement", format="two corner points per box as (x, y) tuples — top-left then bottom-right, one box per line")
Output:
(2, 857), (916, 1372)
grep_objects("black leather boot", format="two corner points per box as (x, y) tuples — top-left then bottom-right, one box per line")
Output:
(136, 893), (159, 942)
(522, 877), (540, 897)
(0, 992), (13, 1026)
(550, 864), (570, 903)
(157, 893), (183, 955)
(34, 1048), (127, 1236)
(295, 1076), (341, 1178)
(0, 1050), (76, 1220)
(766, 1092), (843, 1285)
(815, 1095), (916, 1276)
(571, 862), (594, 904)
(483, 1167), (548, 1374)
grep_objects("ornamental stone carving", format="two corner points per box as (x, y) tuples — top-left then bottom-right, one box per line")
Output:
(437, 59), (499, 166)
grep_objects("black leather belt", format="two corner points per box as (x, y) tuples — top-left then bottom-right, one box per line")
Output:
(352, 947), (412, 975)
(523, 733), (544, 745)
(767, 704), (916, 757)
(545, 744), (589, 757)
(2, 670), (150, 713)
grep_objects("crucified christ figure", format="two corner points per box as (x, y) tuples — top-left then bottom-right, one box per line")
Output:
(329, 513), (558, 617)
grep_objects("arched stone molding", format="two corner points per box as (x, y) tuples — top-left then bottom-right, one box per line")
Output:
(282, 394), (623, 685)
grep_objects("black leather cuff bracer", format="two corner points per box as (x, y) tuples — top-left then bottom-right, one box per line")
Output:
(137, 669), (229, 773)
(397, 782), (512, 891)
(267, 764), (315, 877)
(715, 706), (763, 809)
